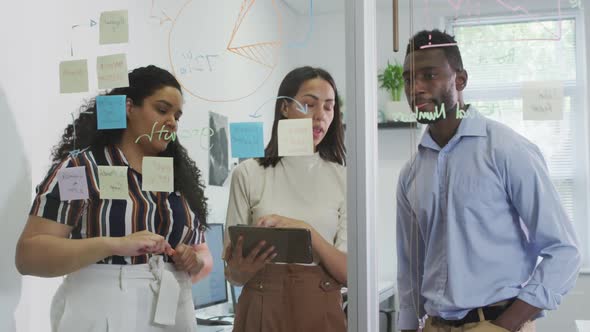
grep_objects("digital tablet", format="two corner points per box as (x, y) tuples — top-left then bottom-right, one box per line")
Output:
(228, 225), (313, 264)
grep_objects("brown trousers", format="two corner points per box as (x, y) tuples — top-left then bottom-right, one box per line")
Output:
(232, 264), (346, 332)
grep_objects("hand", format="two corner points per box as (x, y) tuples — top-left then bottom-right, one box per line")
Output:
(489, 320), (513, 332)
(256, 214), (310, 229)
(170, 243), (203, 274)
(224, 236), (276, 285)
(111, 230), (172, 257)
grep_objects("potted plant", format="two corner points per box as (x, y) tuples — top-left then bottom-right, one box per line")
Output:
(378, 61), (404, 102)
(378, 61), (413, 123)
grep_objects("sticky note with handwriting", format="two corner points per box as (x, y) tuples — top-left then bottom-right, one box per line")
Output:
(230, 122), (264, 158)
(59, 59), (89, 93)
(97, 54), (129, 89)
(278, 118), (314, 156)
(97, 95), (127, 129)
(98, 166), (128, 200)
(523, 81), (564, 121)
(142, 157), (174, 192)
(100, 10), (129, 44)
(57, 166), (89, 201)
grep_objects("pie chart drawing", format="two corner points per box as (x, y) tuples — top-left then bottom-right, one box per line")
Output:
(168, 0), (282, 102)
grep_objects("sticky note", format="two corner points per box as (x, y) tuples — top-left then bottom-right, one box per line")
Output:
(97, 95), (127, 129)
(523, 81), (564, 121)
(99, 10), (129, 44)
(142, 157), (174, 192)
(98, 166), (128, 199)
(57, 166), (89, 201)
(230, 122), (264, 158)
(59, 60), (89, 93)
(278, 118), (314, 156)
(97, 53), (129, 89)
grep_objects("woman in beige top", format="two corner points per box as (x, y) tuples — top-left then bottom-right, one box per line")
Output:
(224, 66), (347, 332)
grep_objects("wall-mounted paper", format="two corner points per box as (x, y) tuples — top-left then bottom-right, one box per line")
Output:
(99, 10), (129, 44)
(209, 111), (229, 186)
(59, 59), (89, 93)
(278, 118), (313, 156)
(57, 166), (89, 201)
(142, 157), (174, 192)
(98, 166), (128, 200)
(97, 53), (129, 89)
(97, 95), (127, 129)
(230, 122), (264, 158)
(522, 81), (564, 121)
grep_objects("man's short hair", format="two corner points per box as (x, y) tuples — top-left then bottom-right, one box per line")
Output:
(406, 30), (464, 71)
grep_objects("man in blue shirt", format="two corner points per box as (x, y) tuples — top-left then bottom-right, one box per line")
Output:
(396, 29), (582, 332)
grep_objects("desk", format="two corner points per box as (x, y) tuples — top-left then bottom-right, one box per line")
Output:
(576, 320), (590, 332)
(379, 280), (396, 303)
(197, 325), (233, 332)
(378, 280), (397, 332)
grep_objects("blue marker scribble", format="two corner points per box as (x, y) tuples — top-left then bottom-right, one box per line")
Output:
(249, 96), (308, 118)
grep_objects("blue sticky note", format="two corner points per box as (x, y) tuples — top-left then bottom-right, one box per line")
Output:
(97, 95), (127, 129)
(230, 122), (264, 158)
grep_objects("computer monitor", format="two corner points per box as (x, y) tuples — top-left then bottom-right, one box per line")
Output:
(192, 223), (228, 309)
(230, 284), (243, 313)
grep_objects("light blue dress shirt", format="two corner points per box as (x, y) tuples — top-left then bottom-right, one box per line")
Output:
(396, 108), (582, 330)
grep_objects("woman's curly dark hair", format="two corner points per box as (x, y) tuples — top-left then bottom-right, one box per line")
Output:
(51, 65), (208, 224)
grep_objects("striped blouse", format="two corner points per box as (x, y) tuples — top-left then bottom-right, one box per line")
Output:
(29, 145), (205, 265)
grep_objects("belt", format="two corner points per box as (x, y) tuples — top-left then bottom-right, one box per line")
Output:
(431, 299), (515, 327)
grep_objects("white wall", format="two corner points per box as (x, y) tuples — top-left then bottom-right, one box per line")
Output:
(0, 1), (33, 331)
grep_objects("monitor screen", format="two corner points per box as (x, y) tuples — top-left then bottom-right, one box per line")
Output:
(231, 284), (243, 313)
(192, 223), (228, 309)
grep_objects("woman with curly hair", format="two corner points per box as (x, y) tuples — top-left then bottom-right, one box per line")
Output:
(15, 65), (211, 332)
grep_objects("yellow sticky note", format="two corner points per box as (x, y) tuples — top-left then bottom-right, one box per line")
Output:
(278, 118), (314, 156)
(100, 10), (129, 44)
(98, 166), (128, 200)
(59, 59), (89, 93)
(97, 53), (129, 89)
(142, 157), (174, 192)
(522, 81), (564, 121)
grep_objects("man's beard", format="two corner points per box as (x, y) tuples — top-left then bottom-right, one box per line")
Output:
(415, 101), (457, 124)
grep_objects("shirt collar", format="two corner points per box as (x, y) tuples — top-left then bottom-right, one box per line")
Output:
(105, 145), (131, 166)
(419, 105), (487, 151)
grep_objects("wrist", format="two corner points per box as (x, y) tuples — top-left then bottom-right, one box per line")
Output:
(104, 237), (121, 256)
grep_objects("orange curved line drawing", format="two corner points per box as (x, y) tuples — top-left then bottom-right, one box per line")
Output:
(168, 0), (283, 102)
(227, 0), (282, 68)
(228, 41), (281, 68)
(229, 0), (256, 40)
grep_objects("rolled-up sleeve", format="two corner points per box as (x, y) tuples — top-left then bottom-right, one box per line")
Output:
(396, 166), (426, 330)
(502, 143), (582, 310)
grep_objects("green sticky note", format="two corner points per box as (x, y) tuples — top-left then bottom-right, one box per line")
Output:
(59, 59), (89, 93)
(98, 166), (128, 200)
(142, 157), (174, 192)
(99, 10), (129, 44)
(97, 53), (129, 89)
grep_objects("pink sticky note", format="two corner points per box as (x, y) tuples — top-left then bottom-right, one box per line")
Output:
(57, 166), (89, 201)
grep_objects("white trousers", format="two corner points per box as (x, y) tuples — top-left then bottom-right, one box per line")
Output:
(50, 256), (198, 332)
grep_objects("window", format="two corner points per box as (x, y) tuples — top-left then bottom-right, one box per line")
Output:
(451, 15), (590, 270)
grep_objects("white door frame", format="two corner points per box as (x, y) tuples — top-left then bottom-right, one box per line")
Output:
(345, 0), (379, 331)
